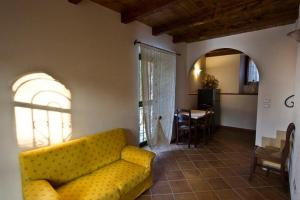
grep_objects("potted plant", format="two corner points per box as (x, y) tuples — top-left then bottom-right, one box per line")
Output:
(201, 74), (219, 89)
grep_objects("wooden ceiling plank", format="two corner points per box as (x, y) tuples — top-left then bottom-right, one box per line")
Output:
(173, 9), (298, 43)
(152, 0), (290, 35)
(205, 48), (243, 57)
(90, 0), (300, 43)
(121, 0), (178, 24)
(68, 0), (82, 4)
(176, 19), (296, 43)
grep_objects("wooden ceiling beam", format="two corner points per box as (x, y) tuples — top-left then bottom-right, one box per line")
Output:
(121, 0), (178, 24)
(68, 0), (82, 4)
(152, 0), (291, 35)
(173, 9), (298, 43)
(87, 0), (300, 43)
(152, 12), (213, 36)
(205, 48), (243, 57)
(199, 0), (219, 7)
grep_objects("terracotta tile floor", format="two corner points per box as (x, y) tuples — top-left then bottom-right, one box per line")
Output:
(138, 128), (290, 200)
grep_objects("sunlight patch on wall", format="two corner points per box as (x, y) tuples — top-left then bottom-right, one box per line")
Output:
(12, 73), (72, 148)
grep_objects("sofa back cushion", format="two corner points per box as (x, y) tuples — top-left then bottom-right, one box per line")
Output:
(19, 138), (96, 187)
(19, 128), (127, 187)
(86, 128), (127, 169)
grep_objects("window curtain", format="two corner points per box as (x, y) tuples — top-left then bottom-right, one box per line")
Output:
(139, 44), (176, 147)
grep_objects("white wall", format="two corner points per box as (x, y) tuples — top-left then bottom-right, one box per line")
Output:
(220, 95), (258, 130)
(188, 57), (205, 94)
(290, 8), (300, 200)
(175, 24), (297, 146)
(205, 55), (258, 130)
(206, 54), (240, 93)
(175, 43), (197, 108)
(0, 0), (175, 199)
(291, 40), (300, 200)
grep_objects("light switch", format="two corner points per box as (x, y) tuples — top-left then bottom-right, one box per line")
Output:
(263, 98), (271, 108)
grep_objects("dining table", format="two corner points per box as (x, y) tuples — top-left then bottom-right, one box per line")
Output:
(175, 109), (214, 146)
(179, 109), (211, 119)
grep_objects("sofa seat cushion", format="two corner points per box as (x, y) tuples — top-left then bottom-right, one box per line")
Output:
(94, 159), (149, 195)
(57, 160), (148, 200)
(57, 172), (120, 200)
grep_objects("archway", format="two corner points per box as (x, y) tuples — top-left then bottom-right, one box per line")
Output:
(189, 48), (260, 134)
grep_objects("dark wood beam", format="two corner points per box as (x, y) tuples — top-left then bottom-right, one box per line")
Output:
(68, 0), (82, 4)
(199, 0), (219, 7)
(173, 9), (298, 43)
(153, 0), (293, 35)
(121, 0), (178, 24)
(205, 48), (243, 57)
(152, 11), (214, 35)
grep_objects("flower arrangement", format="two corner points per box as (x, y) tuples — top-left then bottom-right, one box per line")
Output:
(201, 74), (219, 89)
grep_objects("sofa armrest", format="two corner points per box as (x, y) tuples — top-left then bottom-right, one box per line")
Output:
(121, 146), (156, 169)
(23, 180), (60, 200)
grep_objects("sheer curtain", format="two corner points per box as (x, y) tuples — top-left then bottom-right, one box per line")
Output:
(139, 44), (176, 147)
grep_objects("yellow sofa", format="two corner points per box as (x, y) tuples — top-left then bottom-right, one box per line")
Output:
(19, 128), (155, 200)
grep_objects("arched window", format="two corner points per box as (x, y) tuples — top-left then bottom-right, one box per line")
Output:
(12, 73), (72, 148)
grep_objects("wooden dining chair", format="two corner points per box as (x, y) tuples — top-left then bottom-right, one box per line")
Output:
(207, 107), (215, 138)
(196, 107), (213, 145)
(175, 109), (194, 148)
(249, 123), (295, 182)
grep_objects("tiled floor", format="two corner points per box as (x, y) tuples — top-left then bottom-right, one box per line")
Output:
(138, 128), (290, 200)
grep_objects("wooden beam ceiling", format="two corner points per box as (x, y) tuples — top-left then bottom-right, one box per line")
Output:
(173, 8), (298, 43)
(121, 0), (178, 24)
(68, 0), (82, 4)
(85, 0), (300, 43)
(152, 0), (279, 35)
(205, 48), (243, 57)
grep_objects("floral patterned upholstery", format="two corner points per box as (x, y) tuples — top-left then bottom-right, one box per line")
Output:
(24, 180), (60, 200)
(19, 128), (156, 200)
(19, 139), (97, 187)
(57, 160), (148, 200)
(57, 169), (120, 200)
(122, 146), (155, 172)
(85, 128), (127, 169)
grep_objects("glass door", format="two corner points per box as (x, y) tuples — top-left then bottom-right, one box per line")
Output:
(138, 52), (147, 146)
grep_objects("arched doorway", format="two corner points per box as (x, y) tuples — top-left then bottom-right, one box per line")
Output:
(189, 48), (260, 138)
